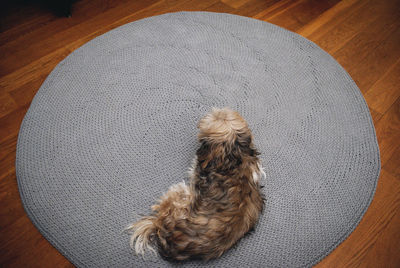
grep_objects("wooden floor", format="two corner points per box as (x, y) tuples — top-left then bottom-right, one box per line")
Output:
(1, 0), (399, 267)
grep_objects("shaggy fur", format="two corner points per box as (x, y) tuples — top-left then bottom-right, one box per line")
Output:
(127, 108), (265, 261)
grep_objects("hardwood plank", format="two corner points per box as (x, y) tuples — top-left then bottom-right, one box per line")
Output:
(374, 98), (400, 166)
(0, 169), (22, 230)
(0, 11), (57, 46)
(164, 0), (219, 11)
(297, 0), (365, 38)
(0, 197), (73, 267)
(384, 145), (400, 179)
(0, 92), (18, 118)
(9, 75), (47, 108)
(253, 0), (299, 20)
(0, 0), (159, 77)
(361, 199), (400, 267)
(0, 1), (51, 33)
(0, 134), (17, 181)
(204, 2), (237, 13)
(231, 0), (280, 17)
(332, 9), (400, 93)
(221, 0), (251, 9)
(301, 0), (385, 53)
(369, 107), (383, 126)
(0, 105), (28, 143)
(266, 0), (340, 32)
(0, 0), (133, 45)
(329, 0), (400, 59)
(364, 58), (400, 115)
(315, 169), (400, 267)
(0, 46), (72, 94)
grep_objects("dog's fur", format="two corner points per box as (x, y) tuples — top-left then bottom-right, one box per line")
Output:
(127, 107), (265, 261)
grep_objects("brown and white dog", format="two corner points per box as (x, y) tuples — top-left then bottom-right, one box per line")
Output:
(127, 107), (265, 261)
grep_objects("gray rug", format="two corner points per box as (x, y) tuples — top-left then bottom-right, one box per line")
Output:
(16, 12), (380, 267)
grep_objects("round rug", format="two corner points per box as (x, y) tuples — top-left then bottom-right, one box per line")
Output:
(16, 12), (380, 267)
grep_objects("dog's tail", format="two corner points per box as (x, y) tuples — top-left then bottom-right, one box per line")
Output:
(126, 216), (158, 256)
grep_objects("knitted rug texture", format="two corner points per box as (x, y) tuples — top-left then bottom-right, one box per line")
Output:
(16, 12), (380, 267)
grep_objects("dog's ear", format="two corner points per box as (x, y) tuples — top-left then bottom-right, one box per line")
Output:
(235, 133), (259, 157)
(196, 139), (220, 171)
(196, 139), (211, 164)
(236, 132), (251, 148)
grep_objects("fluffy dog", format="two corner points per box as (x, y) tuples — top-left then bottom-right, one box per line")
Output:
(127, 107), (265, 261)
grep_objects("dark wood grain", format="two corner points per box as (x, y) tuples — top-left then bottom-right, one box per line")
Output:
(1, 0), (399, 267)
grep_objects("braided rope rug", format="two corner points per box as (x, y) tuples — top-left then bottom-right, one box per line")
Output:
(16, 12), (380, 267)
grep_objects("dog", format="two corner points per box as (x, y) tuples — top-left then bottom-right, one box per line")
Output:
(127, 107), (265, 261)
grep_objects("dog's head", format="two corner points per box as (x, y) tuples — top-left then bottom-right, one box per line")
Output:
(196, 108), (258, 173)
(197, 107), (250, 144)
